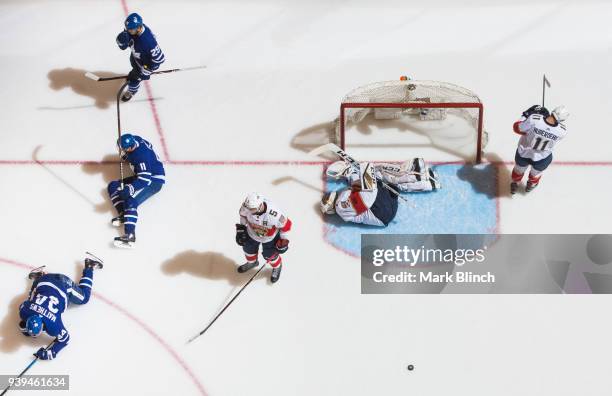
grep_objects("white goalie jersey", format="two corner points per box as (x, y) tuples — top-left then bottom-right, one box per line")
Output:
(321, 159), (440, 226)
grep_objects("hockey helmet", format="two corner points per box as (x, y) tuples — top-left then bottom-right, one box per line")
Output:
(326, 161), (351, 179)
(125, 13), (143, 31)
(551, 105), (569, 122)
(26, 315), (43, 337)
(244, 192), (264, 213)
(118, 133), (137, 151)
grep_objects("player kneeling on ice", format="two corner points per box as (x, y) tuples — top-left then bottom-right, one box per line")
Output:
(18, 255), (103, 361)
(108, 133), (166, 248)
(320, 159), (440, 227)
(116, 13), (165, 102)
(235, 193), (292, 283)
(511, 105), (569, 194)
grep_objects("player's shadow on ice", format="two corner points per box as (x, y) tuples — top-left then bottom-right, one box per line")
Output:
(0, 280), (48, 353)
(161, 251), (246, 286)
(456, 152), (512, 199)
(81, 154), (124, 215)
(42, 68), (162, 110)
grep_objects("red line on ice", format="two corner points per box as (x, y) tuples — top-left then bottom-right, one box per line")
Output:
(0, 257), (208, 396)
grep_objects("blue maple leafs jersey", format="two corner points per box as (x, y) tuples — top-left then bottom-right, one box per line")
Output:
(126, 136), (166, 190)
(127, 24), (165, 73)
(19, 275), (71, 355)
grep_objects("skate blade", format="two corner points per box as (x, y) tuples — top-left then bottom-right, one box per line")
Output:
(113, 240), (135, 249)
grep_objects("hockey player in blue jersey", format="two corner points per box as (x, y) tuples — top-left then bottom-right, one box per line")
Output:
(108, 133), (166, 248)
(116, 13), (165, 102)
(18, 256), (103, 361)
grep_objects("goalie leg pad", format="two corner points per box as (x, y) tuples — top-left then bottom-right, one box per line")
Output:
(320, 191), (337, 214)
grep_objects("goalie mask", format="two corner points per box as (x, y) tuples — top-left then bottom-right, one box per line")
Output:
(326, 161), (351, 179)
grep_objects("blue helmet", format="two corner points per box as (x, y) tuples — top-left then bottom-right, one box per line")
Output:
(125, 13), (143, 30)
(118, 133), (137, 150)
(26, 315), (43, 337)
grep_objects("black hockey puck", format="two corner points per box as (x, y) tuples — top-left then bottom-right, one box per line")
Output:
(407, 364), (414, 371)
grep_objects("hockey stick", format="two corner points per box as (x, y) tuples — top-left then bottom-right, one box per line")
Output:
(542, 74), (551, 107)
(116, 81), (128, 189)
(85, 65), (206, 82)
(308, 143), (415, 207)
(0, 340), (55, 396)
(187, 263), (266, 344)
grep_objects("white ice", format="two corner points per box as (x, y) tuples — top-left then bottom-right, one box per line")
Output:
(1, 0), (612, 395)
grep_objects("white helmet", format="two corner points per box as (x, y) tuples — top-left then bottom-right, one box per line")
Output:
(243, 192), (264, 213)
(326, 161), (351, 179)
(552, 105), (569, 122)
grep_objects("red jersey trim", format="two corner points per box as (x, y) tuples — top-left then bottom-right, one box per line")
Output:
(513, 121), (526, 135)
(281, 218), (292, 233)
(349, 191), (368, 215)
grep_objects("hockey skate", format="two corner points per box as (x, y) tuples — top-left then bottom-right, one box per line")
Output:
(121, 91), (133, 102)
(270, 264), (282, 283)
(237, 260), (258, 273)
(114, 234), (136, 249)
(525, 182), (538, 193)
(510, 182), (519, 195)
(111, 215), (125, 227)
(85, 258), (104, 270)
(28, 266), (46, 280)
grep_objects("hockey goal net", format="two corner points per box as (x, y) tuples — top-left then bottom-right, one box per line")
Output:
(335, 78), (487, 163)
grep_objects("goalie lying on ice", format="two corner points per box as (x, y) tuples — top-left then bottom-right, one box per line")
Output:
(320, 159), (440, 227)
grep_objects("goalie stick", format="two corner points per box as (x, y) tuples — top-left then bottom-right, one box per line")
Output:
(308, 143), (415, 207)
(85, 65), (206, 82)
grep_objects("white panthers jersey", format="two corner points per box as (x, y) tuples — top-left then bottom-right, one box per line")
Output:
(335, 188), (385, 227)
(239, 199), (291, 243)
(516, 114), (567, 161)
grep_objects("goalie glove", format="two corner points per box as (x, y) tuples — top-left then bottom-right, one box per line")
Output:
(235, 224), (247, 246)
(522, 105), (549, 119)
(275, 238), (289, 254)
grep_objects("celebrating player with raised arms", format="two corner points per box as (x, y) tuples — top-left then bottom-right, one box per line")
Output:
(108, 133), (165, 248)
(235, 193), (292, 283)
(320, 159), (439, 227)
(115, 13), (165, 102)
(18, 256), (103, 361)
(511, 105), (569, 194)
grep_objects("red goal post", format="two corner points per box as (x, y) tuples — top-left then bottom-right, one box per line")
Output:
(335, 79), (487, 163)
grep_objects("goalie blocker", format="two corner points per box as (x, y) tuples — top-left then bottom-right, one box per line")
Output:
(321, 158), (440, 227)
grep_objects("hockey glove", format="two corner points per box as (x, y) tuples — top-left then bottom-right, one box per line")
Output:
(119, 184), (135, 199)
(34, 347), (55, 361)
(116, 31), (130, 50)
(275, 238), (289, 254)
(522, 105), (549, 119)
(127, 68), (142, 82)
(235, 224), (247, 246)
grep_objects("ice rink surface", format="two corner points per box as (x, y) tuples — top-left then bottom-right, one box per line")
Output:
(1, 0), (612, 395)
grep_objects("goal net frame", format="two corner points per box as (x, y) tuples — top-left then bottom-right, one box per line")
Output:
(336, 79), (486, 163)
